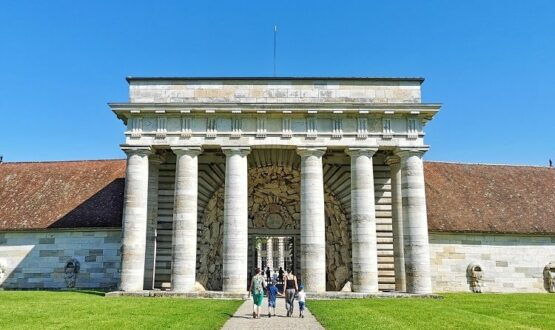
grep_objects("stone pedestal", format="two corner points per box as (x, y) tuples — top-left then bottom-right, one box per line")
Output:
(171, 147), (202, 292)
(120, 147), (151, 292)
(347, 148), (379, 293)
(222, 147), (250, 293)
(398, 149), (432, 294)
(386, 155), (407, 292)
(297, 147), (327, 292)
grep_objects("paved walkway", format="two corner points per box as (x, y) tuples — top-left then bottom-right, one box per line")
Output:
(222, 296), (324, 330)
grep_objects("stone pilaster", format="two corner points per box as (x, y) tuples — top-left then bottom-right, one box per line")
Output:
(171, 147), (202, 292)
(347, 148), (379, 293)
(398, 148), (432, 294)
(385, 155), (406, 292)
(277, 237), (285, 271)
(222, 147), (251, 293)
(266, 237), (273, 272)
(119, 146), (151, 292)
(297, 147), (327, 293)
(143, 154), (163, 290)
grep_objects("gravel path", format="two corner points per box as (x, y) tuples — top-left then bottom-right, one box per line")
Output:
(222, 296), (324, 330)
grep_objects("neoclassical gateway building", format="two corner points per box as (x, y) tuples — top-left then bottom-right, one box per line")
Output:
(0, 77), (554, 295)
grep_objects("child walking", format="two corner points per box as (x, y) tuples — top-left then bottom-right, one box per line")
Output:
(266, 279), (281, 317)
(297, 284), (306, 318)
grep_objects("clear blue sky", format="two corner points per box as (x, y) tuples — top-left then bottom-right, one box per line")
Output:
(1, 1), (554, 165)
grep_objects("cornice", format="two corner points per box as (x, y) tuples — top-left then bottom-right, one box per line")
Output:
(109, 102), (441, 120)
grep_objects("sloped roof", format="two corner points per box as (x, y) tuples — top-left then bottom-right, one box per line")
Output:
(425, 162), (555, 234)
(0, 160), (125, 230)
(0, 159), (553, 234)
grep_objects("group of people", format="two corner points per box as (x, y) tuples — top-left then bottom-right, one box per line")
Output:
(248, 267), (306, 319)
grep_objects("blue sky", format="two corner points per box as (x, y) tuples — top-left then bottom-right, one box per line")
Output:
(1, 1), (554, 165)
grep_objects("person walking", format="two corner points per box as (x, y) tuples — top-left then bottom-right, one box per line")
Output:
(297, 284), (306, 318)
(266, 279), (281, 317)
(278, 267), (284, 283)
(248, 268), (266, 319)
(282, 269), (298, 317)
(265, 267), (271, 282)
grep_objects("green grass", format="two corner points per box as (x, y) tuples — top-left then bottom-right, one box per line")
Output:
(309, 293), (555, 329)
(0, 290), (242, 330)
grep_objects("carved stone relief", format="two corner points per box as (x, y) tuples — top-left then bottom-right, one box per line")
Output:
(196, 165), (352, 291)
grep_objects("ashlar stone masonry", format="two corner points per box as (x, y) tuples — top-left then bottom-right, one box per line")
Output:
(110, 77), (441, 294)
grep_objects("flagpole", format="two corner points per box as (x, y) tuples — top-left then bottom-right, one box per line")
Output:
(273, 25), (277, 77)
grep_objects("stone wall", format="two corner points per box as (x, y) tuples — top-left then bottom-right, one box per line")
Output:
(129, 78), (421, 104)
(429, 233), (555, 293)
(196, 165), (352, 291)
(0, 229), (121, 289)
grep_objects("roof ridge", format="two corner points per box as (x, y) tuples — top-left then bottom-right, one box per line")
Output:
(425, 160), (553, 169)
(1, 158), (125, 164)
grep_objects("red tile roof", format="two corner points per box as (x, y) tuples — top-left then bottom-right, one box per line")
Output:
(425, 162), (555, 234)
(0, 159), (553, 234)
(0, 160), (125, 230)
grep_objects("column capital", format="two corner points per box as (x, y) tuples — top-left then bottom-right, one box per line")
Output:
(395, 147), (429, 159)
(121, 146), (152, 157)
(384, 155), (401, 166)
(221, 146), (251, 157)
(296, 147), (326, 158)
(345, 147), (378, 157)
(171, 146), (203, 157)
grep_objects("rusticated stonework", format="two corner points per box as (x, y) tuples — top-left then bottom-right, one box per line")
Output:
(196, 165), (352, 291)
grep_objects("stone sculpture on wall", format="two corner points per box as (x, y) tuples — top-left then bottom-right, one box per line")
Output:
(467, 263), (483, 293)
(544, 262), (555, 293)
(64, 259), (80, 288)
(196, 165), (352, 291)
(0, 264), (6, 284)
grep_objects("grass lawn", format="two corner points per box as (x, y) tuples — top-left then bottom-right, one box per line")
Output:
(309, 293), (555, 329)
(0, 290), (242, 329)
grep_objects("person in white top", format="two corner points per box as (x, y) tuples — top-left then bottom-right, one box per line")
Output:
(297, 284), (306, 318)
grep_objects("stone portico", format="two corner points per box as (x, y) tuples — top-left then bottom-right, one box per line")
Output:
(110, 77), (441, 295)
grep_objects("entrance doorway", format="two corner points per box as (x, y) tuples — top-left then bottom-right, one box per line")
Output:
(248, 234), (299, 288)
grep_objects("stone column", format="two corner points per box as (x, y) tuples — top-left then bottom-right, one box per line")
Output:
(120, 147), (151, 292)
(297, 147), (327, 293)
(347, 148), (379, 293)
(144, 154), (163, 290)
(385, 155), (406, 292)
(171, 147), (202, 292)
(277, 237), (285, 271)
(256, 241), (262, 270)
(222, 147), (251, 293)
(398, 148), (432, 294)
(266, 237), (274, 272)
